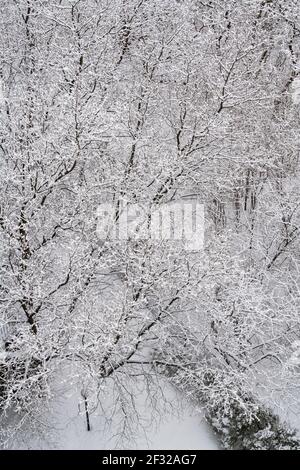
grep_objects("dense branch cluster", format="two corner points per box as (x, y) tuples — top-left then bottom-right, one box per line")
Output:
(0, 0), (300, 447)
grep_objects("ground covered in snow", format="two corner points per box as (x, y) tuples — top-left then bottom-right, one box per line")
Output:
(8, 370), (219, 450)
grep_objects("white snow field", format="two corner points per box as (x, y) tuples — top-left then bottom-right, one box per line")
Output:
(9, 370), (219, 450)
(51, 381), (218, 450)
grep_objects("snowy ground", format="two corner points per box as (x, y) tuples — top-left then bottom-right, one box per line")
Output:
(51, 384), (218, 450)
(11, 369), (219, 450)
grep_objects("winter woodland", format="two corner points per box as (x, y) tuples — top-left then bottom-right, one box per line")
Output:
(0, 0), (300, 450)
